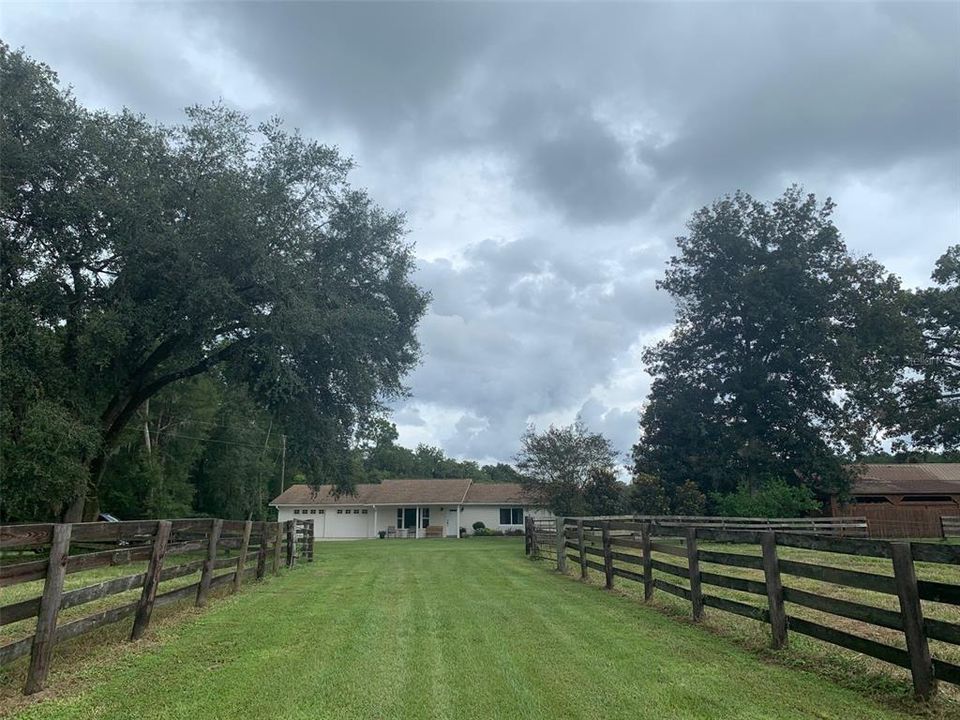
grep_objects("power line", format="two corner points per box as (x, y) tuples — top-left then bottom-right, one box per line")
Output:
(145, 429), (285, 451)
(172, 418), (273, 432)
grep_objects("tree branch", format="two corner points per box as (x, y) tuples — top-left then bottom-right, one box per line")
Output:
(101, 337), (255, 450)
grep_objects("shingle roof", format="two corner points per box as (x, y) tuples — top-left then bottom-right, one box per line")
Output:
(270, 478), (536, 506)
(463, 483), (534, 504)
(851, 464), (960, 496)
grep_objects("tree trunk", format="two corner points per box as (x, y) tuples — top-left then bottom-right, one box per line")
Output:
(62, 494), (85, 523)
(62, 453), (107, 522)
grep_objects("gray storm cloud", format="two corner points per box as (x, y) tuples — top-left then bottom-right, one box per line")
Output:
(4, 1), (957, 462)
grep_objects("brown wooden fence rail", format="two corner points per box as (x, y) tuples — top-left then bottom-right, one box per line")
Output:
(943, 517), (960, 539)
(541, 514), (869, 537)
(0, 517), (314, 695)
(523, 516), (960, 700)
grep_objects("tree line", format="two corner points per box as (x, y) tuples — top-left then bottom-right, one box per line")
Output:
(2, 46), (956, 522)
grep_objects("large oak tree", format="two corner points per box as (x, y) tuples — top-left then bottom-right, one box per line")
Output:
(1, 46), (429, 520)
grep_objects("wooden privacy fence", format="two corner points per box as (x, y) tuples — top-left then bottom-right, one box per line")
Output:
(524, 516), (960, 700)
(0, 517), (314, 695)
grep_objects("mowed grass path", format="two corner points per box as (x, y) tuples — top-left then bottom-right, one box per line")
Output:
(15, 539), (918, 720)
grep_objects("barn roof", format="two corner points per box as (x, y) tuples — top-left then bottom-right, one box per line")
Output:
(851, 464), (960, 496)
(270, 479), (537, 506)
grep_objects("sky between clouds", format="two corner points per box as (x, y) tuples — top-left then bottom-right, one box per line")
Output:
(4, 1), (959, 465)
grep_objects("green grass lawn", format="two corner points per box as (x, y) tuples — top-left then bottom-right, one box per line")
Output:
(560, 534), (960, 709)
(2, 538), (943, 720)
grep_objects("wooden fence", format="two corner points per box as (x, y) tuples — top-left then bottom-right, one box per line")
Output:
(524, 516), (960, 700)
(0, 517), (314, 695)
(558, 514), (869, 536)
(943, 516), (960, 539)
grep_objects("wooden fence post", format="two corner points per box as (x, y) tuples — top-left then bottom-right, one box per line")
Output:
(24, 523), (72, 695)
(306, 519), (314, 561)
(891, 542), (936, 699)
(233, 520), (253, 592)
(577, 520), (588, 580)
(255, 522), (268, 580)
(196, 519), (223, 608)
(760, 531), (787, 649)
(131, 520), (171, 641)
(524, 517), (533, 556)
(555, 517), (567, 573)
(641, 523), (653, 601)
(286, 520), (295, 568)
(685, 527), (703, 621)
(272, 523), (282, 575)
(602, 522), (614, 590)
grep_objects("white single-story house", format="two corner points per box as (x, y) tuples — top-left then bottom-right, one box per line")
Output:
(270, 478), (552, 539)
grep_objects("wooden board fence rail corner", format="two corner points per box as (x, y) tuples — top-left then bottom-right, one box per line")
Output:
(0, 517), (295, 696)
(531, 516), (960, 701)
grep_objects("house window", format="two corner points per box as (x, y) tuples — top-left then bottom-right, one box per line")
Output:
(318, 509), (324, 514)
(499, 507), (523, 525)
(361, 509), (368, 514)
(337, 509), (343, 514)
(310, 509), (316, 514)
(353, 509), (360, 514)
(294, 509), (300, 514)
(396, 507), (429, 528)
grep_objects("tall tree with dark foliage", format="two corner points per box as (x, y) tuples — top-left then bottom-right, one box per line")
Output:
(633, 187), (908, 502)
(886, 246), (960, 450)
(0, 46), (428, 520)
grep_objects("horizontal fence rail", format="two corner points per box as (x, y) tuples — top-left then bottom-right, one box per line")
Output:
(943, 517), (960, 539)
(560, 514), (870, 537)
(0, 517), (314, 695)
(524, 516), (960, 701)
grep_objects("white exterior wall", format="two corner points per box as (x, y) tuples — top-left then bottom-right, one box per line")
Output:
(458, 506), (552, 533)
(276, 504), (553, 539)
(276, 505), (373, 539)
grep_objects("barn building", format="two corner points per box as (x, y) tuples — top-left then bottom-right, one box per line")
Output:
(831, 463), (960, 538)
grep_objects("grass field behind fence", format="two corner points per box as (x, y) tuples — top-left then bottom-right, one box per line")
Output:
(548, 532), (960, 711)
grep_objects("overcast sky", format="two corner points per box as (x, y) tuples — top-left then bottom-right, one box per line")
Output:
(5, 2), (959, 465)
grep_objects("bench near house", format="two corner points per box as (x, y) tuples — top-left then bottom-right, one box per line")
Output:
(270, 478), (552, 539)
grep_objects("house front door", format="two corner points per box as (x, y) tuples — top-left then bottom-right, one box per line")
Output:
(446, 509), (458, 537)
(402, 507), (417, 530)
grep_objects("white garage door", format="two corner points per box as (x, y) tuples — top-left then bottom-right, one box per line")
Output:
(325, 508), (369, 538)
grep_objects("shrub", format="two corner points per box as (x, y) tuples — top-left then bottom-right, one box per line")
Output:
(628, 473), (670, 515)
(672, 480), (707, 515)
(472, 521), (486, 531)
(712, 478), (820, 518)
(473, 527), (501, 536)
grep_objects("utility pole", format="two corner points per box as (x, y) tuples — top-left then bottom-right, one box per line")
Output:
(280, 434), (287, 494)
